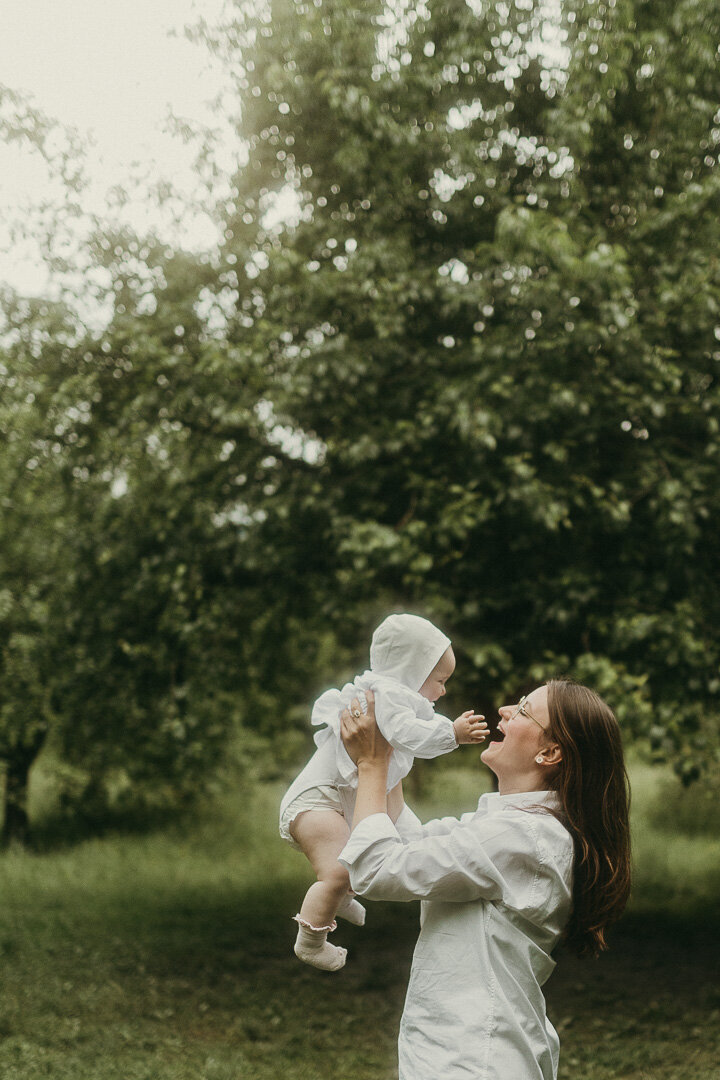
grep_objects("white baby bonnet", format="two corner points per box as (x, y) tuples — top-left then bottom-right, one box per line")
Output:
(311, 614), (451, 787)
(368, 613), (451, 692)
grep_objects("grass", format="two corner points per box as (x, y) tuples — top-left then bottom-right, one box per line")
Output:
(0, 758), (718, 1079)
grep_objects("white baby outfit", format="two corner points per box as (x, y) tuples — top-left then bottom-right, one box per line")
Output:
(279, 614), (459, 847)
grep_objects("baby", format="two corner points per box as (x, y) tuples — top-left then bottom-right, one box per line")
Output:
(279, 613), (487, 971)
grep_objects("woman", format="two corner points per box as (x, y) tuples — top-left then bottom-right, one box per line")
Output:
(338, 680), (631, 1080)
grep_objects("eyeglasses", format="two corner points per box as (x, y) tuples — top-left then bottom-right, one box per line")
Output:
(508, 695), (547, 732)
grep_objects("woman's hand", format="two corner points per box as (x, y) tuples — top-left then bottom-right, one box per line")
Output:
(341, 690), (392, 830)
(340, 690), (393, 768)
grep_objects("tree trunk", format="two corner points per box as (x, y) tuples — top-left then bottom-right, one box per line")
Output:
(1, 734), (46, 846)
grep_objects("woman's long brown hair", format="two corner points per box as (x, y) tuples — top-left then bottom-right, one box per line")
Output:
(546, 680), (632, 958)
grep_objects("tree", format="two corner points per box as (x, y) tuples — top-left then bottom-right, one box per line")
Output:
(186, 0), (719, 777)
(0, 291), (78, 842)
(2, 0), (718, 845)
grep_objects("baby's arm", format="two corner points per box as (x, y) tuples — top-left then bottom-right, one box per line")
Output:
(453, 711), (489, 745)
(376, 702), (458, 758)
(376, 697), (487, 758)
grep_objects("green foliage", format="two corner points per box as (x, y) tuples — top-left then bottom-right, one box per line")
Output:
(1, 0), (719, 838)
(189, 0), (720, 775)
(644, 767), (720, 838)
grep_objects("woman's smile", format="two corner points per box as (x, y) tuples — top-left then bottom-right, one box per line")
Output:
(482, 717), (508, 750)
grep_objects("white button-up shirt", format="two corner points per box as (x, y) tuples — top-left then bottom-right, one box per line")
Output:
(338, 790), (574, 1080)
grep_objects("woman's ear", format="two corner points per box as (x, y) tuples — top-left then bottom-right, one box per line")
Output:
(537, 743), (562, 767)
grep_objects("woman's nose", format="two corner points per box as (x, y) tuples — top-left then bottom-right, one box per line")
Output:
(498, 704), (511, 718)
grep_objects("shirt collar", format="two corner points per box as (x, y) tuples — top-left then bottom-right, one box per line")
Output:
(478, 789), (560, 814)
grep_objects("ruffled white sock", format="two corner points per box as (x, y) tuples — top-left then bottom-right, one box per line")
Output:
(336, 893), (366, 927)
(293, 916), (347, 972)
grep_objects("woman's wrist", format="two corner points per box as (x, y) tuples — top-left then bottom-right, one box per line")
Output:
(357, 757), (388, 774)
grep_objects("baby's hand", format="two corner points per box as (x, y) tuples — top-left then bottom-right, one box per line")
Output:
(453, 711), (488, 745)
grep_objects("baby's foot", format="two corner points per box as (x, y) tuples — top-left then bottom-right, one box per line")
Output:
(293, 916), (347, 972)
(336, 893), (366, 927)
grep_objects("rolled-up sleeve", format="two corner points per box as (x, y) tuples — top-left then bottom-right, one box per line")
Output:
(395, 805), (480, 841)
(338, 809), (556, 913)
(394, 804), (426, 841)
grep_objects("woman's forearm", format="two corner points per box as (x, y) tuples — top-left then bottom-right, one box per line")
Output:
(386, 779), (405, 824)
(351, 761), (389, 831)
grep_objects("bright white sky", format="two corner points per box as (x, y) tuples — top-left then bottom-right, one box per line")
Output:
(0, 1), (568, 305)
(0, 0), (234, 296)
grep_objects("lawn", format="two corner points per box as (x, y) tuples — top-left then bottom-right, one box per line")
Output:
(0, 758), (718, 1079)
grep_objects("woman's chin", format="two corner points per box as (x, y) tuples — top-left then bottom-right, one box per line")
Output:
(480, 742), (501, 768)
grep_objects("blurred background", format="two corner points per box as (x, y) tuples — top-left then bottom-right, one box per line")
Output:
(0, 1), (718, 1077)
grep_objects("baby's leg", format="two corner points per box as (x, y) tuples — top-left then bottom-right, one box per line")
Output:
(289, 809), (354, 971)
(290, 809), (351, 927)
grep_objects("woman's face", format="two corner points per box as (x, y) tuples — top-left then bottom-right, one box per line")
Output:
(481, 685), (553, 782)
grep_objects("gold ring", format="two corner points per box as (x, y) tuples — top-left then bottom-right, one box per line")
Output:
(352, 709), (361, 718)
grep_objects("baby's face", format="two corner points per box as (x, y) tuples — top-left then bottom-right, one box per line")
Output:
(419, 647), (456, 702)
